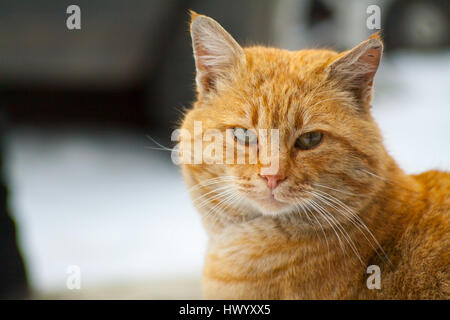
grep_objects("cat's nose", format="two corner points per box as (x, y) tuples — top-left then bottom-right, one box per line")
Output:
(259, 174), (286, 190)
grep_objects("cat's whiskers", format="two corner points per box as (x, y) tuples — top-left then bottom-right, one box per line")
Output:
(358, 168), (416, 192)
(205, 189), (243, 222)
(312, 190), (373, 246)
(312, 188), (391, 264)
(196, 187), (235, 210)
(307, 191), (365, 266)
(190, 178), (244, 221)
(359, 168), (390, 182)
(296, 201), (314, 227)
(308, 193), (367, 267)
(308, 188), (391, 265)
(145, 135), (174, 152)
(311, 199), (355, 271)
(206, 192), (234, 216)
(293, 198), (333, 272)
(293, 201), (325, 250)
(145, 146), (174, 152)
(195, 187), (234, 209)
(192, 181), (235, 203)
(198, 189), (238, 226)
(301, 198), (333, 272)
(189, 176), (237, 192)
(313, 183), (365, 197)
(307, 198), (350, 264)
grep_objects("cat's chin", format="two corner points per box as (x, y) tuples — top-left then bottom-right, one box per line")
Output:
(254, 196), (293, 216)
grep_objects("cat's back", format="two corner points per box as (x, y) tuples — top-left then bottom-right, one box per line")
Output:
(381, 170), (450, 299)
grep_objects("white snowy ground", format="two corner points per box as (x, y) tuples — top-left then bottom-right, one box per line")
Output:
(4, 52), (450, 299)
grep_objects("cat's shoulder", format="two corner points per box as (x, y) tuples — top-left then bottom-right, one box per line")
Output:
(413, 170), (450, 205)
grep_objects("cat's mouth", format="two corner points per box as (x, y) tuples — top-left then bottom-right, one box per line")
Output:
(254, 193), (291, 214)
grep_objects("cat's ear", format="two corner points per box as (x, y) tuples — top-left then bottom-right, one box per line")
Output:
(326, 33), (383, 108)
(190, 11), (245, 95)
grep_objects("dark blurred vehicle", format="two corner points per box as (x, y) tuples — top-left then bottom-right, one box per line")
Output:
(272, 0), (450, 51)
(0, 0), (273, 138)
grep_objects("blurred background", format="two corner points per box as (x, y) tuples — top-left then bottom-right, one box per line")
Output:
(0, 0), (449, 299)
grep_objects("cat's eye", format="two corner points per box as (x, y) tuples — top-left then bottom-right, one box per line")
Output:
(232, 127), (258, 145)
(295, 132), (323, 150)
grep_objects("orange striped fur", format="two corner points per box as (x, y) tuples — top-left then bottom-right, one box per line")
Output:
(180, 13), (450, 299)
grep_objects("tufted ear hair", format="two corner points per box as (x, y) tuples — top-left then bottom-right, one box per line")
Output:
(326, 33), (383, 109)
(190, 11), (245, 96)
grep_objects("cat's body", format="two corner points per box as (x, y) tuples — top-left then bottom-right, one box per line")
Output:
(196, 169), (449, 299)
(180, 12), (450, 299)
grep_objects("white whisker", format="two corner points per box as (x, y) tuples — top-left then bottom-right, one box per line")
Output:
(308, 191), (364, 266)
(311, 188), (391, 265)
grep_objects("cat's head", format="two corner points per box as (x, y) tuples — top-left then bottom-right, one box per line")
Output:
(180, 12), (390, 220)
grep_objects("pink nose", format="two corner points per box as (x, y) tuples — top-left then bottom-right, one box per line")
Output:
(260, 174), (285, 190)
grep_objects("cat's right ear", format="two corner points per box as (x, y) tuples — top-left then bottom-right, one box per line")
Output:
(190, 11), (245, 95)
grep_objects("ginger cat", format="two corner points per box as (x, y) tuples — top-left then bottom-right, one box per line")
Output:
(179, 12), (450, 299)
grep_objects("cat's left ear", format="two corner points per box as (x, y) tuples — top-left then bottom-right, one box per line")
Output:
(190, 11), (245, 96)
(325, 33), (383, 109)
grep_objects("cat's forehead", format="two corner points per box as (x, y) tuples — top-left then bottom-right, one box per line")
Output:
(227, 86), (337, 135)
(240, 48), (339, 110)
(244, 47), (337, 79)
(231, 48), (341, 129)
